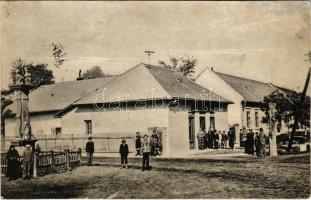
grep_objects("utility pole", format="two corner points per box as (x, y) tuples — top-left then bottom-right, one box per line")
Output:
(144, 50), (155, 64)
(287, 67), (310, 152)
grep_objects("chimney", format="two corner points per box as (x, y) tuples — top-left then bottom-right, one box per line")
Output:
(76, 69), (83, 81)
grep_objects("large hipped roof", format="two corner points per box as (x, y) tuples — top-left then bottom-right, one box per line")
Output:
(75, 63), (232, 105)
(6, 76), (117, 114)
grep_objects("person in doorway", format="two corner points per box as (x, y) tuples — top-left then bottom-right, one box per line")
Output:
(119, 138), (129, 169)
(150, 130), (159, 156)
(135, 132), (142, 156)
(141, 134), (151, 171)
(86, 137), (94, 166)
(6, 145), (20, 181)
(22, 144), (33, 180)
(228, 129), (235, 150)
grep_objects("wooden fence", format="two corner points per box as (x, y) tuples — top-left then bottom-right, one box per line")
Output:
(2, 135), (136, 153)
(1, 149), (81, 178)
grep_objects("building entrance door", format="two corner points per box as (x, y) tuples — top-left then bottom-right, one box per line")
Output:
(188, 115), (195, 149)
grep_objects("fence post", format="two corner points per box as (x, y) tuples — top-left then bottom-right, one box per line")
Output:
(107, 138), (110, 151)
(78, 148), (82, 166)
(45, 136), (48, 150)
(71, 134), (74, 148)
(65, 149), (70, 171)
(50, 150), (55, 173)
(33, 152), (37, 178)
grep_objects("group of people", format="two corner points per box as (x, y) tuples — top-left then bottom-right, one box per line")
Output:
(135, 130), (161, 157)
(5, 143), (38, 181)
(197, 128), (236, 150)
(85, 130), (162, 171)
(242, 127), (267, 157)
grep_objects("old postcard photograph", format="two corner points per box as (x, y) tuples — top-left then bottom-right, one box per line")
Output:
(0, 1), (310, 199)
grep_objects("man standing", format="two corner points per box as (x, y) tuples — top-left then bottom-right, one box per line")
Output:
(141, 134), (151, 171)
(228, 129), (236, 150)
(86, 137), (94, 166)
(119, 138), (129, 169)
(255, 132), (260, 156)
(257, 128), (266, 157)
(249, 129), (255, 155)
(222, 131), (228, 149)
(23, 144), (33, 180)
(210, 128), (216, 149)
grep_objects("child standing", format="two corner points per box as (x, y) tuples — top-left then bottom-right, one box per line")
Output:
(135, 132), (142, 156)
(141, 134), (151, 171)
(119, 138), (129, 168)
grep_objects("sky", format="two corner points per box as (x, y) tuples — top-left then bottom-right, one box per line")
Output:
(1, 1), (310, 91)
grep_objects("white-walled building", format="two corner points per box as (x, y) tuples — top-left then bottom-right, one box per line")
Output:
(4, 63), (232, 155)
(195, 68), (292, 146)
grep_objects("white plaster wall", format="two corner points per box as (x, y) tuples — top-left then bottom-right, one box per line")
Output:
(242, 107), (269, 132)
(61, 105), (169, 152)
(195, 69), (244, 126)
(215, 111), (229, 132)
(61, 105), (169, 136)
(31, 115), (62, 136)
(227, 103), (243, 126)
(4, 115), (61, 138)
(168, 108), (190, 154)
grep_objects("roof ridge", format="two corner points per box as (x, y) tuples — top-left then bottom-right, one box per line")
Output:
(195, 66), (210, 80)
(214, 71), (269, 85)
(145, 64), (232, 103)
(67, 63), (146, 106)
(40, 75), (119, 87)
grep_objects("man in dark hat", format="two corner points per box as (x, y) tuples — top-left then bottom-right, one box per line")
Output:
(228, 128), (236, 150)
(6, 145), (20, 181)
(86, 137), (94, 166)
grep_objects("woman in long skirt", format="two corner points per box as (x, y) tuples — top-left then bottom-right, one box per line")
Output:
(6, 145), (20, 180)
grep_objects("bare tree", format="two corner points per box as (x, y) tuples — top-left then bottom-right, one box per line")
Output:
(159, 56), (197, 78)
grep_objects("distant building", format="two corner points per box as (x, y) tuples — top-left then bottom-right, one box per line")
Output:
(4, 63), (232, 155)
(195, 67), (295, 145)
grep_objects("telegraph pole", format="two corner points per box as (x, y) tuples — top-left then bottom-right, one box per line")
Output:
(287, 67), (310, 152)
(144, 50), (155, 64)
